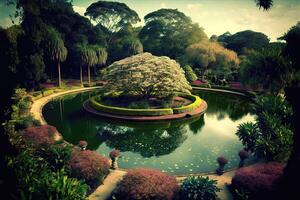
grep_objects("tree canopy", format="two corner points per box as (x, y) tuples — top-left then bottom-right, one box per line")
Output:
(85, 0), (140, 33)
(100, 53), (192, 98)
(218, 30), (270, 55)
(139, 9), (207, 59)
(240, 44), (290, 94)
(183, 41), (240, 80)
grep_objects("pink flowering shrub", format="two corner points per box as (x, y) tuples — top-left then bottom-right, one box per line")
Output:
(217, 156), (228, 167)
(22, 125), (62, 147)
(68, 150), (110, 187)
(231, 162), (284, 199)
(78, 140), (88, 149)
(109, 149), (120, 159)
(113, 168), (179, 200)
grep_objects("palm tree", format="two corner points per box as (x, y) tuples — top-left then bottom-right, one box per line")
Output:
(92, 45), (108, 75)
(44, 27), (67, 87)
(75, 44), (98, 85)
(255, 0), (273, 10)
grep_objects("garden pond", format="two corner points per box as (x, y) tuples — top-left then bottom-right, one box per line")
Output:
(43, 90), (256, 175)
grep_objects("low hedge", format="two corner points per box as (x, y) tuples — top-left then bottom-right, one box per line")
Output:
(90, 97), (174, 116)
(172, 94), (202, 114)
(42, 89), (54, 97)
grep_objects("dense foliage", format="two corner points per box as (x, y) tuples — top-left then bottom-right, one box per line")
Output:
(112, 168), (179, 200)
(100, 53), (192, 98)
(218, 30), (270, 55)
(8, 151), (88, 200)
(231, 162), (284, 200)
(182, 65), (198, 82)
(240, 44), (290, 94)
(139, 8), (207, 59)
(236, 95), (293, 161)
(178, 176), (220, 200)
(183, 41), (239, 81)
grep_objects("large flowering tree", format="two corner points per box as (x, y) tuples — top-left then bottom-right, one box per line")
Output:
(100, 53), (191, 98)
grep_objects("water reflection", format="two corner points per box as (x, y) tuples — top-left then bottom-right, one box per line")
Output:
(42, 90), (255, 174)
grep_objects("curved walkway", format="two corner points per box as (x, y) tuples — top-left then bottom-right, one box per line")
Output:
(30, 87), (102, 124)
(192, 86), (249, 97)
(88, 169), (234, 200)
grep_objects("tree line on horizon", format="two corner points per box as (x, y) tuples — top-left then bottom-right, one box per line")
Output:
(0, 0), (275, 91)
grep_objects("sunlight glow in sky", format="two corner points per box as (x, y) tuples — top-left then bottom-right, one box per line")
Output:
(1, 0), (300, 41)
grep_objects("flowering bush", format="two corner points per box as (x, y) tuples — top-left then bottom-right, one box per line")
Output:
(217, 156), (228, 167)
(231, 162), (284, 199)
(22, 125), (62, 147)
(68, 150), (110, 188)
(178, 176), (220, 200)
(109, 149), (120, 159)
(78, 140), (88, 150)
(112, 168), (179, 200)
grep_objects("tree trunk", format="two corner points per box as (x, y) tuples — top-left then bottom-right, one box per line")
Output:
(57, 61), (61, 87)
(80, 66), (83, 85)
(88, 66), (91, 86)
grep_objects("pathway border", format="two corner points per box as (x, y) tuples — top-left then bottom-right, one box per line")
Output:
(30, 86), (102, 124)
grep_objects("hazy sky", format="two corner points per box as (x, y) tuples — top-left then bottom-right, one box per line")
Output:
(1, 0), (300, 41)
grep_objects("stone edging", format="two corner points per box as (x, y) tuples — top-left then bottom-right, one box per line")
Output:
(83, 99), (207, 121)
(192, 86), (249, 97)
(30, 87), (102, 124)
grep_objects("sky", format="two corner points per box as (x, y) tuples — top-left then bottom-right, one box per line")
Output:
(1, 0), (300, 41)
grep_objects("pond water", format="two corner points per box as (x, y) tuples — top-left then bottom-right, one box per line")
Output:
(43, 90), (256, 175)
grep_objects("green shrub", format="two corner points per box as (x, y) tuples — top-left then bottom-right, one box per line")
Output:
(236, 95), (293, 162)
(128, 100), (150, 109)
(38, 144), (73, 172)
(182, 65), (198, 82)
(90, 96), (173, 116)
(14, 114), (41, 130)
(8, 151), (88, 200)
(178, 176), (220, 200)
(42, 89), (54, 97)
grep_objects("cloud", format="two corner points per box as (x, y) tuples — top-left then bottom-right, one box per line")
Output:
(73, 5), (86, 16)
(160, 2), (166, 8)
(186, 3), (203, 10)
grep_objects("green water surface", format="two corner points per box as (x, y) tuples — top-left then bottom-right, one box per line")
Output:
(42, 90), (256, 175)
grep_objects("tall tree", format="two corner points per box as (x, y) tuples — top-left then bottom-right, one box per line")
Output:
(74, 44), (98, 85)
(255, 0), (273, 10)
(85, 1), (140, 34)
(218, 30), (270, 55)
(44, 26), (68, 87)
(139, 9), (207, 59)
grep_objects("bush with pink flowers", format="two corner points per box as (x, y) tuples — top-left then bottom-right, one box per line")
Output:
(68, 150), (110, 188)
(21, 125), (62, 147)
(112, 168), (179, 200)
(231, 162), (284, 199)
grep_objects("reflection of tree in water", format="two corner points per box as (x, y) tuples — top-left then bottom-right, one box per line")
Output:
(97, 124), (189, 157)
(189, 115), (205, 134)
(196, 91), (252, 121)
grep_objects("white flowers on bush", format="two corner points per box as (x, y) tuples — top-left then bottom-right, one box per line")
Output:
(100, 53), (192, 98)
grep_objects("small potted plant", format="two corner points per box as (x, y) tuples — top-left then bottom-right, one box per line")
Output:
(109, 149), (120, 170)
(216, 156), (228, 175)
(238, 149), (249, 168)
(78, 140), (88, 151)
